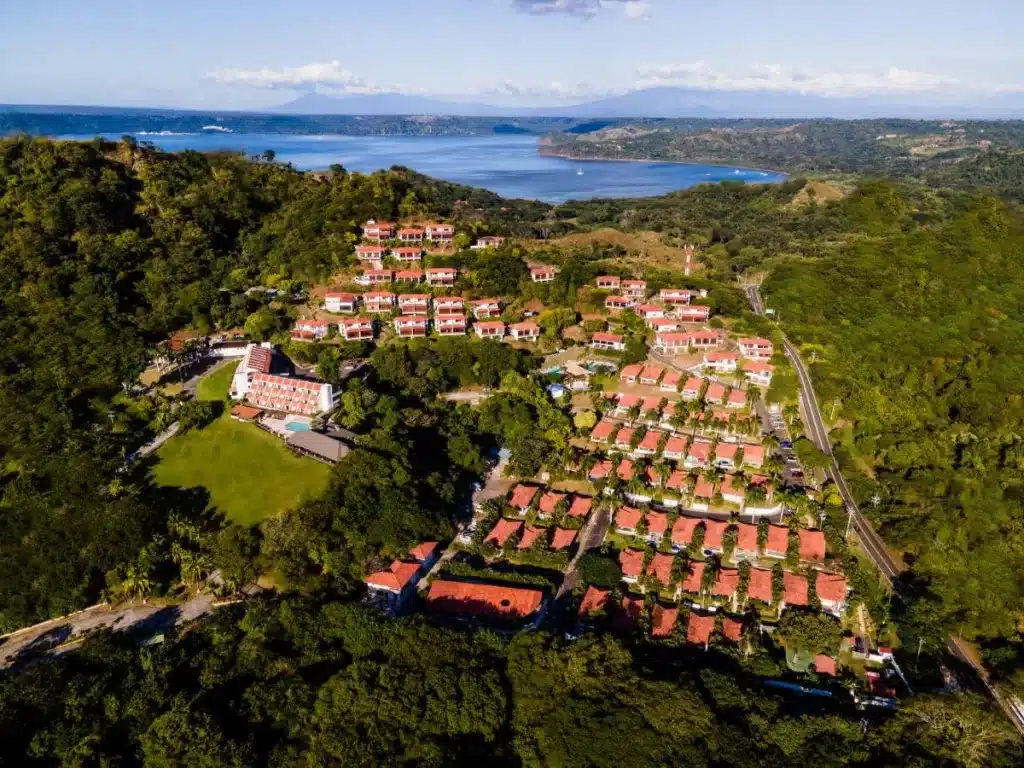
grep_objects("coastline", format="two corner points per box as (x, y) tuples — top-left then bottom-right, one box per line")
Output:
(536, 147), (788, 178)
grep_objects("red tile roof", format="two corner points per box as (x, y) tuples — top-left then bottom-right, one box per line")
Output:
(651, 605), (679, 638)
(683, 377), (703, 393)
(703, 519), (728, 549)
(662, 371), (681, 387)
(247, 346), (273, 373)
(364, 560), (422, 592)
(687, 613), (715, 645)
(712, 568), (740, 597)
(672, 516), (700, 546)
(615, 427), (635, 446)
(551, 528), (577, 550)
(688, 440), (712, 462)
(589, 460), (613, 479)
(538, 491), (566, 516)
(619, 548), (645, 579)
(705, 383), (726, 401)
(509, 484), (538, 510)
(766, 525), (790, 555)
(666, 469), (688, 490)
(742, 444), (765, 466)
(641, 396), (664, 412)
(640, 364), (664, 381)
(664, 436), (687, 455)
(517, 526), (542, 550)
(409, 541), (439, 562)
(593, 331), (624, 344)
(714, 442), (739, 461)
(799, 529), (827, 560)
(646, 511), (668, 537)
(485, 519), (522, 547)
(721, 474), (745, 498)
(590, 420), (616, 441)
(578, 586), (610, 618)
(816, 572), (849, 603)
(783, 572), (809, 606)
(722, 617), (744, 642)
(615, 506), (643, 531)
(426, 579), (544, 621)
(735, 523), (758, 553)
(682, 561), (705, 593)
(647, 553), (675, 585)
(617, 394), (642, 409)
(619, 363), (644, 379)
(616, 459), (635, 481)
(638, 430), (662, 452)
(747, 568), (773, 603)
(617, 595), (645, 631)
(568, 496), (592, 518)
(728, 389), (747, 406)
(815, 655), (838, 676)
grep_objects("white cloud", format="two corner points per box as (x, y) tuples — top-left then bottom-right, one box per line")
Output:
(635, 61), (966, 96)
(513, 0), (650, 19)
(204, 60), (392, 94)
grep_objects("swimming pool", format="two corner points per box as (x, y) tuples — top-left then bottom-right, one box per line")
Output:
(284, 422), (312, 432)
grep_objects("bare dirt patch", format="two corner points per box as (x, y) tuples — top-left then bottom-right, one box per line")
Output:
(788, 180), (846, 210)
(530, 228), (703, 273)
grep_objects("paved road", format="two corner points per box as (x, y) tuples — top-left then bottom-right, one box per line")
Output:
(746, 284), (1024, 735)
(0, 593), (217, 668)
(556, 503), (612, 599)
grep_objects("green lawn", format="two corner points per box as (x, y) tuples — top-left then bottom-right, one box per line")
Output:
(152, 361), (331, 526)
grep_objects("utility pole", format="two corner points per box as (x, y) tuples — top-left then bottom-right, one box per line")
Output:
(845, 503), (854, 538)
(830, 398), (840, 422)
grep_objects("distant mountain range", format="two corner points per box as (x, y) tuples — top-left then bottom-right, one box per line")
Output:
(269, 87), (1024, 119)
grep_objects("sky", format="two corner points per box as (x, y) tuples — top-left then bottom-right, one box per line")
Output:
(1, 0), (1023, 108)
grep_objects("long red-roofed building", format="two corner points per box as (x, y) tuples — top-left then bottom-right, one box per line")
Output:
(426, 579), (545, 624)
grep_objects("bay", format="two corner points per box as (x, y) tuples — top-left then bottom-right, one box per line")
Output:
(59, 132), (786, 203)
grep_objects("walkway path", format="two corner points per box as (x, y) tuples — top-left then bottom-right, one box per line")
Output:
(556, 504), (611, 599)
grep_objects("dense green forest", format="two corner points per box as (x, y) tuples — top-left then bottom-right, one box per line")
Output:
(4, 135), (1024, 764)
(2, 596), (1018, 767)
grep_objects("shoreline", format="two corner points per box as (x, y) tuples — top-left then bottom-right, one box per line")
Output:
(537, 148), (788, 178)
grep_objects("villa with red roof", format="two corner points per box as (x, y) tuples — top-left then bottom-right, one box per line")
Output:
(743, 360), (775, 387)
(687, 613), (715, 646)
(325, 292), (358, 313)
(651, 605), (678, 638)
(394, 269), (424, 283)
(613, 427), (635, 452)
(646, 511), (669, 542)
(425, 267), (458, 287)
(590, 420), (617, 443)
(293, 319), (331, 340)
(471, 299), (502, 319)
(552, 528), (577, 551)
(721, 474), (746, 506)
(660, 288), (695, 306)
(356, 269), (392, 286)
(640, 364), (664, 385)
(783, 572), (809, 607)
(636, 429), (662, 457)
(393, 315), (428, 338)
(647, 552), (674, 587)
(653, 331), (691, 355)
(363, 292), (395, 313)
(814, 655), (838, 676)
(799, 529), (827, 561)
(689, 330), (721, 349)
(530, 265), (558, 283)
(704, 382), (726, 405)
(475, 320), (506, 339)
(473, 235), (505, 249)
(621, 279), (647, 298)
(485, 519), (522, 547)
(578, 586), (610, 619)
(362, 220), (395, 241)
(661, 436), (687, 462)
(517, 526), (542, 551)
(509, 321), (540, 341)
(703, 519), (729, 552)
(747, 568), (774, 604)
(435, 314), (467, 336)
(677, 305), (711, 323)
(665, 470), (688, 494)
(536, 491), (566, 519)
(356, 245), (386, 264)
(434, 296), (464, 314)
(605, 295), (635, 313)
(588, 460), (613, 481)
(616, 458), (635, 482)
(424, 223), (454, 243)
(619, 548), (645, 583)
(568, 496), (592, 518)
(682, 561), (704, 593)
(704, 352), (740, 374)
(685, 439), (712, 468)
(712, 568), (740, 599)
(340, 317), (375, 341)
(592, 331), (626, 351)
(398, 293), (431, 315)
(660, 370), (682, 392)
(742, 443), (765, 468)
(682, 377), (704, 401)
(765, 525), (791, 558)
(738, 337), (774, 361)
(735, 522), (759, 558)
(641, 395), (664, 418)
(648, 317), (682, 334)
(397, 227), (424, 243)
(509, 484), (539, 511)
(636, 304), (664, 320)
(393, 246), (424, 263)
(816, 572), (849, 614)
(692, 478), (715, 511)
(619, 363), (644, 383)
(714, 442), (739, 470)
(727, 388), (748, 409)
(615, 506), (643, 536)
(364, 560), (423, 596)
(426, 579), (545, 626)
(722, 616), (744, 643)
(596, 275), (621, 290)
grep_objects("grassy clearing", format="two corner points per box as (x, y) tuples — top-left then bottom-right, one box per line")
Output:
(153, 361), (330, 526)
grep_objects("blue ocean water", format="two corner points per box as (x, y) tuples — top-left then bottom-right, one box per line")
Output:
(59, 132), (785, 203)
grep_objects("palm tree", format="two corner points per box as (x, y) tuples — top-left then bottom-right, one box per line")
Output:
(118, 565), (153, 603)
(763, 433), (781, 453)
(746, 387), (762, 407)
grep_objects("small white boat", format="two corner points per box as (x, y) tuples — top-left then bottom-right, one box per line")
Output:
(577, 169), (584, 176)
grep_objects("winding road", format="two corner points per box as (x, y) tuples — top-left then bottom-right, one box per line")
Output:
(745, 284), (1024, 736)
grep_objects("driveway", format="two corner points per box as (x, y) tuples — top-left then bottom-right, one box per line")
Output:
(556, 503), (611, 599)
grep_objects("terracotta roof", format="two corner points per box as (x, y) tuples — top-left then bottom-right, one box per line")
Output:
(426, 579), (544, 621)
(735, 523), (758, 552)
(246, 346), (273, 374)
(617, 595), (645, 632)
(589, 460), (613, 479)
(688, 440), (712, 461)
(703, 519), (728, 549)
(683, 377), (704, 393)
(614, 427), (635, 446)
(641, 396), (664, 412)
(616, 459), (635, 481)
(510, 321), (540, 333)
(590, 420), (616, 441)
(747, 568), (773, 602)
(766, 525), (790, 555)
(364, 560), (422, 592)
(664, 436), (687, 455)
(705, 352), (739, 363)
(712, 568), (740, 597)
(742, 444), (765, 466)
(682, 561), (705, 593)
(816, 572), (849, 603)
(538, 491), (567, 516)
(615, 506), (643, 531)
(662, 371), (682, 387)
(619, 548), (645, 579)
(517, 526), (542, 550)
(651, 605), (679, 638)
(578, 586), (609, 618)
(799, 529), (827, 560)
(230, 404), (262, 421)
(568, 496), (592, 518)
(739, 337), (773, 347)
(647, 552), (674, 585)
(722, 617), (744, 642)
(509, 484), (539, 509)
(409, 541), (439, 562)
(485, 519), (522, 547)
(617, 393), (642, 408)
(783, 572), (809, 606)
(721, 474), (745, 498)
(641, 364), (664, 380)
(672, 516), (700, 546)
(646, 511), (668, 537)
(728, 389), (748, 406)
(815, 655), (838, 676)
(551, 528), (577, 550)
(619, 363), (644, 379)
(687, 613), (715, 645)
(693, 478), (715, 499)
(666, 470), (688, 491)
(743, 361), (775, 374)
(638, 430), (662, 452)
(705, 383), (726, 400)
(592, 331), (624, 343)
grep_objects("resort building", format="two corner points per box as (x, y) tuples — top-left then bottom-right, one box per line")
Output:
(393, 315), (429, 338)
(325, 292), (358, 313)
(363, 292), (396, 313)
(339, 317), (375, 341)
(425, 267), (458, 287)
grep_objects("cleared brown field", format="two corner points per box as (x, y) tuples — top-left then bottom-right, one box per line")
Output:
(529, 228), (702, 272)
